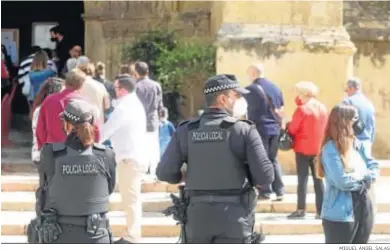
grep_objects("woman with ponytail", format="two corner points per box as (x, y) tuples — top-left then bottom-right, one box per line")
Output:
(33, 99), (116, 244)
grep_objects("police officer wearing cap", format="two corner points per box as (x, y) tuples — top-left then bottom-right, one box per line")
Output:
(157, 74), (275, 243)
(27, 99), (116, 244)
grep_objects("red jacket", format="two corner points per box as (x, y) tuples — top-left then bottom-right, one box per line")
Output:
(36, 88), (100, 149)
(1, 60), (9, 79)
(288, 99), (328, 156)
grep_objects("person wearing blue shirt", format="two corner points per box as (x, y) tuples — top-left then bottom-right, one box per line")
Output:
(29, 51), (56, 104)
(318, 105), (379, 243)
(245, 64), (285, 201)
(342, 77), (376, 156)
(159, 107), (175, 158)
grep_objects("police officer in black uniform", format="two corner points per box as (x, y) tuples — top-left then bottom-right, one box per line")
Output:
(27, 99), (116, 244)
(157, 74), (275, 243)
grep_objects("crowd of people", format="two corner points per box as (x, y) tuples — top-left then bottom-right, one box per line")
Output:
(156, 66), (378, 243)
(2, 24), (379, 244)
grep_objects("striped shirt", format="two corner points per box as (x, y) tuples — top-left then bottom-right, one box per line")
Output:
(17, 54), (56, 85)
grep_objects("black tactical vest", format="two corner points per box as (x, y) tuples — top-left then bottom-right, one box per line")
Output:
(45, 143), (110, 216)
(186, 116), (249, 191)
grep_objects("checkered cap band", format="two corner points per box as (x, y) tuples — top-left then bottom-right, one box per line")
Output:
(204, 83), (240, 95)
(63, 110), (81, 122)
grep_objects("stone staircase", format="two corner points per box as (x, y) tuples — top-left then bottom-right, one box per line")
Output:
(1, 145), (390, 243)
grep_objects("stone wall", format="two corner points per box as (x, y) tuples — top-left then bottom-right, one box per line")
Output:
(344, 1), (390, 158)
(83, 0), (212, 118)
(82, 1), (390, 164)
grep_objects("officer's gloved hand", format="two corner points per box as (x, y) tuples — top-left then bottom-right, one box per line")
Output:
(38, 209), (62, 243)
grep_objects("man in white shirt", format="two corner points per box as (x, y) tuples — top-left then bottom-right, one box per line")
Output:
(77, 57), (110, 128)
(100, 74), (148, 243)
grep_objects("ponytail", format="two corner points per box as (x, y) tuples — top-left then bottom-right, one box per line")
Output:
(74, 122), (95, 147)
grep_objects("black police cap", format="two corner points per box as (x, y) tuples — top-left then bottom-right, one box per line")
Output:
(60, 99), (97, 125)
(204, 74), (250, 95)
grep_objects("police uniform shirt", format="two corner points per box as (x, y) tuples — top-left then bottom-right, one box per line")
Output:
(156, 108), (274, 187)
(39, 133), (117, 195)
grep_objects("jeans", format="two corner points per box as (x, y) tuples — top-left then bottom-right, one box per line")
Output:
(295, 153), (324, 213)
(259, 133), (284, 197)
(322, 190), (374, 243)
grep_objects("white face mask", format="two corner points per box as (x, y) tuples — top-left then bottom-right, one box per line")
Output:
(232, 97), (248, 118)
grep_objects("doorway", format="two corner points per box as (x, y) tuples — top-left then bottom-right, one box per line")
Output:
(1, 1), (85, 115)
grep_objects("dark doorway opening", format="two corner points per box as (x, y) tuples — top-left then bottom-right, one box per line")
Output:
(2, 1), (84, 115)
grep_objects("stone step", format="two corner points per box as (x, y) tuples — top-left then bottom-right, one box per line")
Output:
(2, 234), (390, 243)
(2, 211), (390, 236)
(2, 191), (390, 213)
(2, 157), (390, 176)
(2, 174), (390, 194)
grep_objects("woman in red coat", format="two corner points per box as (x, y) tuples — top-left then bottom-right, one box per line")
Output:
(287, 81), (328, 219)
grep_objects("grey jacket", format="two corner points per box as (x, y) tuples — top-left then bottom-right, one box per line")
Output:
(135, 77), (164, 132)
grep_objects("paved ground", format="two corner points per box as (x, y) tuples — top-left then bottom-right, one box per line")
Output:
(2, 234), (390, 244)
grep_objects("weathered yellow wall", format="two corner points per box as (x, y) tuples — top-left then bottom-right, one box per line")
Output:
(214, 0), (357, 173)
(217, 1), (342, 27)
(82, 1), (390, 171)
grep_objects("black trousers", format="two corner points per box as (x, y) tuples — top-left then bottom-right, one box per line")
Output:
(322, 191), (374, 243)
(52, 224), (111, 244)
(295, 153), (324, 213)
(259, 133), (284, 197)
(185, 202), (255, 243)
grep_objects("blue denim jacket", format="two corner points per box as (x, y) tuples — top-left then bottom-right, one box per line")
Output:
(320, 140), (379, 222)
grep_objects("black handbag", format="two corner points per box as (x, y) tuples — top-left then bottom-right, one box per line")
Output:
(278, 128), (293, 151)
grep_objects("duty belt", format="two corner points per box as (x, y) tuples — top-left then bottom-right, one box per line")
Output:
(190, 195), (241, 204)
(57, 213), (109, 228)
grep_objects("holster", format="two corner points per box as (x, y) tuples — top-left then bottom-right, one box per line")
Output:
(35, 209), (63, 244)
(240, 187), (257, 212)
(245, 232), (266, 244)
(57, 213), (111, 237)
(162, 185), (188, 243)
(27, 218), (40, 244)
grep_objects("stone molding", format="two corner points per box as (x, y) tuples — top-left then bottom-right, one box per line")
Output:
(216, 23), (356, 54)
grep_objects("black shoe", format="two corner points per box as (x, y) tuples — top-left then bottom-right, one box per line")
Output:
(114, 238), (133, 244)
(287, 210), (306, 219)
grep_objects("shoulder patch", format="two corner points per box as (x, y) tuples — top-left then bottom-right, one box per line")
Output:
(93, 143), (106, 151)
(52, 143), (66, 152)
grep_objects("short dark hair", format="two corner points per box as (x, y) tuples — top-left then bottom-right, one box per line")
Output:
(134, 61), (149, 76)
(50, 25), (64, 36)
(31, 46), (41, 54)
(115, 74), (136, 93)
(205, 90), (228, 106)
(42, 48), (53, 59)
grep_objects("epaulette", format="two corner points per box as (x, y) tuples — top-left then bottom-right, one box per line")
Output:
(223, 116), (238, 124)
(187, 118), (201, 130)
(52, 143), (66, 152)
(178, 120), (190, 127)
(220, 116), (238, 129)
(240, 119), (255, 125)
(93, 143), (106, 151)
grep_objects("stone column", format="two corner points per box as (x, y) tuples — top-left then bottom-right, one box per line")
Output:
(214, 1), (356, 173)
(83, 1), (106, 71)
